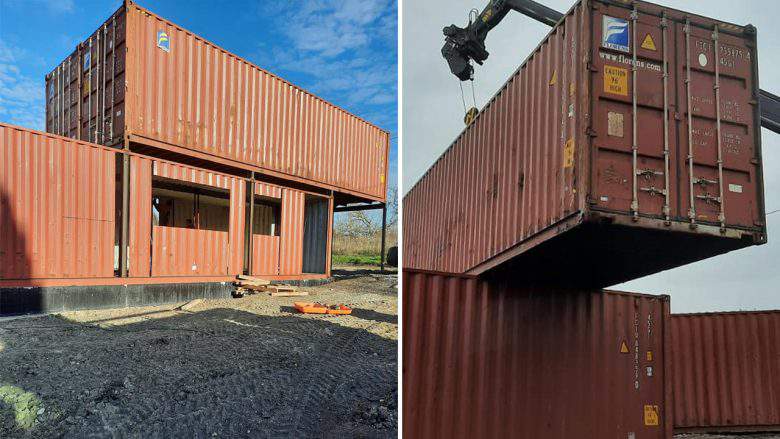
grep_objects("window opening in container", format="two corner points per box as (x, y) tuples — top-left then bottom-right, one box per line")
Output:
(151, 177), (230, 232)
(252, 197), (282, 237)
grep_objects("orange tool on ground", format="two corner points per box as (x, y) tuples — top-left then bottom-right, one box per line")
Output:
(294, 302), (352, 315)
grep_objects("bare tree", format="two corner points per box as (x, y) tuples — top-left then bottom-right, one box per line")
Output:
(386, 187), (398, 227)
(335, 211), (377, 238)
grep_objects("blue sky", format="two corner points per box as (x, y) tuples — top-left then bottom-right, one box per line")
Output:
(0, 0), (398, 197)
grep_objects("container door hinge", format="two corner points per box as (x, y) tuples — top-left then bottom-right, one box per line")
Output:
(586, 62), (598, 73)
(586, 127), (597, 137)
(750, 158), (760, 165)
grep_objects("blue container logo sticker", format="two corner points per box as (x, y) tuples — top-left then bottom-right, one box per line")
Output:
(602, 16), (629, 52)
(157, 30), (170, 52)
(83, 52), (91, 71)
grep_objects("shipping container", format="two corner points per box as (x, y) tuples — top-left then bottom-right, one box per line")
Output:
(404, 0), (765, 286)
(403, 269), (673, 439)
(45, 0), (390, 203)
(0, 123), (333, 290)
(1, 123), (116, 280)
(672, 310), (780, 433)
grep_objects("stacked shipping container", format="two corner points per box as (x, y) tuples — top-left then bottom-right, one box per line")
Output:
(403, 0), (765, 287)
(402, 0), (772, 437)
(45, 0), (390, 203)
(403, 270), (673, 439)
(0, 0), (389, 298)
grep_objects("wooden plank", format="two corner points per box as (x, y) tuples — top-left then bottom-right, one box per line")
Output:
(235, 283), (269, 292)
(236, 275), (271, 285)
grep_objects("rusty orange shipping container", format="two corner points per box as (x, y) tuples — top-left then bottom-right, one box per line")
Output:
(1, 123), (333, 313)
(404, 0), (765, 286)
(45, 0), (389, 203)
(672, 310), (780, 433)
(1, 125), (116, 281)
(403, 269), (673, 438)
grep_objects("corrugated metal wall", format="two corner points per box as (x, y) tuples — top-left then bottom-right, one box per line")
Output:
(403, 270), (673, 439)
(278, 189), (305, 275)
(404, 1), (764, 280)
(302, 196), (329, 274)
(1, 123), (328, 284)
(228, 177), (245, 275)
(122, 2), (388, 201)
(252, 235), (279, 275)
(0, 124), (115, 279)
(128, 155), (152, 277)
(151, 226), (228, 276)
(255, 181), (282, 199)
(672, 311), (780, 432)
(153, 161), (232, 189)
(403, 4), (585, 273)
(150, 160), (243, 277)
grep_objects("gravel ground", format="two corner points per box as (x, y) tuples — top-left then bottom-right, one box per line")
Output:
(0, 268), (397, 438)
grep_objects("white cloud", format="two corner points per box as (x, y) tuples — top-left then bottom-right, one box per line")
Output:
(259, 0), (397, 113)
(0, 40), (45, 130)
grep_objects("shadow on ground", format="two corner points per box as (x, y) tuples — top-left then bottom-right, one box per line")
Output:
(350, 309), (397, 324)
(0, 308), (397, 438)
(331, 268), (397, 280)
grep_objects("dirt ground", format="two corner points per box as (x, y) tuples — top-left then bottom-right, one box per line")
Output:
(0, 268), (397, 438)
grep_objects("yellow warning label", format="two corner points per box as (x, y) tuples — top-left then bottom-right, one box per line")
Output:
(647, 351), (653, 361)
(563, 138), (575, 168)
(641, 33), (657, 51)
(604, 65), (628, 96)
(644, 405), (660, 426)
(549, 70), (557, 86)
(380, 174), (385, 184)
(620, 340), (630, 354)
(569, 83), (576, 96)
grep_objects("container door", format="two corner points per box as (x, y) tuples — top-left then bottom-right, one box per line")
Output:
(675, 20), (759, 230)
(591, 4), (680, 222)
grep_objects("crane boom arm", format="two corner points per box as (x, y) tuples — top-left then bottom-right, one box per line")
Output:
(442, 0), (562, 81)
(442, 0), (780, 134)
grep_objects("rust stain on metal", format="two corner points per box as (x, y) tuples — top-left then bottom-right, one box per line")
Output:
(403, 270), (673, 438)
(672, 311), (780, 432)
(403, 0), (765, 287)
